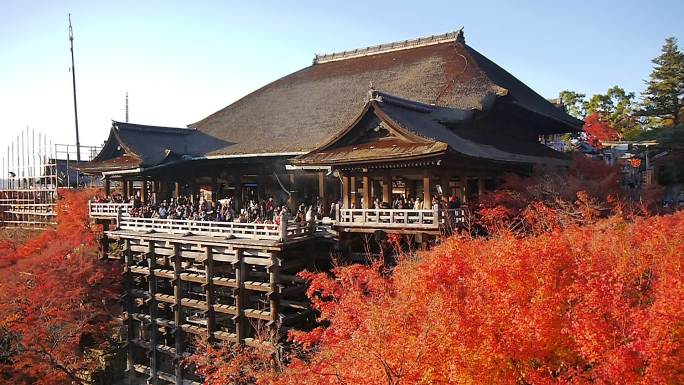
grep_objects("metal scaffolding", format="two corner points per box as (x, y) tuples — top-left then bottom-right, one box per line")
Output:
(0, 127), (102, 229)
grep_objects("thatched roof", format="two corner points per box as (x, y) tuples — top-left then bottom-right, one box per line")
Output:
(190, 29), (581, 158)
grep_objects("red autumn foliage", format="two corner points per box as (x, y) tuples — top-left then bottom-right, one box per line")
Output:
(583, 113), (620, 148)
(0, 189), (120, 385)
(477, 155), (623, 235)
(192, 211), (684, 385)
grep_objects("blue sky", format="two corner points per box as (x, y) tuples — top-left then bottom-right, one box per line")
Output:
(1, 0), (682, 157)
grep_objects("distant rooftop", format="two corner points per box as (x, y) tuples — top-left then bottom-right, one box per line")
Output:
(313, 29), (464, 64)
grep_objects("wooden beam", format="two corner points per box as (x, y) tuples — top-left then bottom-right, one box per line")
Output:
(104, 178), (111, 196)
(478, 177), (485, 199)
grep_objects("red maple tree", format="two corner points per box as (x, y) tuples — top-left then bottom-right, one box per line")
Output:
(0, 189), (121, 385)
(192, 211), (684, 385)
(583, 112), (620, 148)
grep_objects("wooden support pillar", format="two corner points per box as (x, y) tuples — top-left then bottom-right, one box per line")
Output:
(174, 182), (181, 198)
(350, 176), (358, 208)
(423, 172), (431, 209)
(232, 174), (242, 211)
(406, 178), (415, 200)
(123, 239), (136, 384)
(477, 177), (485, 199)
(141, 180), (148, 204)
(460, 173), (468, 204)
(146, 240), (158, 385)
(172, 243), (183, 385)
(104, 178), (111, 196)
(341, 175), (350, 209)
(123, 180), (130, 200)
(440, 173), (451, 198)
(287, 174), (295, 211)
(127, 180), (135, 200)
(257, 172), (266, 202)
(382, 172), (392, 204)
(362, 176), (370, 209)
(318, 172), (327, 209)
(371, 179), (381, 203)
(269, 254), (280, 323)
(234, 250), (245, 343)
(204, 246), (215, 340)
(99, 221), (110, 260)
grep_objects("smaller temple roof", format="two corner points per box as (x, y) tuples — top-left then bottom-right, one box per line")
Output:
(295, 90), (570, 167)
(78, 121), (196, 174)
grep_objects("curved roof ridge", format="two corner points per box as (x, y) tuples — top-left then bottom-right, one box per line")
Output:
(313, 29), (464, 64)
(113, 121), (195, 135)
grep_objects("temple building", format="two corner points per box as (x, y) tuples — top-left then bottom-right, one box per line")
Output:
(83, 29), (582, 384)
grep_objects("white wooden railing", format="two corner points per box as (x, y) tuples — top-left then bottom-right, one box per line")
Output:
(118, 216), (284, 240)
(339, 208), (467, 230)
(89, 201), (314, 241)
(89, 201), (133, 217)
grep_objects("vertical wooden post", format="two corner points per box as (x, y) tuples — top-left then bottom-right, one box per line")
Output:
(318, 172), (327, 212)
(362, 175), (370, 209)
(174, 182), (181, 198)
(477, 177), (485, 199)
(460, 173), (468, 204)
(147, 240), (158, 385)
(123, 180), (130, 200)
(350, 176), (357, 208)
(104, 178), (111, 196)
(382, 172), (392, 204)
(257, 172), (266, 202)
(127, 180), (134, 200)
(423, 172), (431, 209)
(123, 239), (136, 384)
(234, 250), (245, 343)
(341, 175), (350, 209)
(287, 174), (295, 211)
(172, 243), (183, 385)
(204, 246), (215, 341)
(279, 212), (288, 241)
(371, 179), (381, 203)
(269, 253), (280, 323)
(99, 221), (109, 260)
(440, 173), (451, 198)
(141, 180), (148, 204)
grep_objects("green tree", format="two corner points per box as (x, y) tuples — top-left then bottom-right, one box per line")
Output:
(642, 37), (684, 128)
(559, 90), (586, 119)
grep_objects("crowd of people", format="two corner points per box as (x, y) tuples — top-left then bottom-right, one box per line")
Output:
(93, 190), (467, 226)
(94, 193), (326, 225)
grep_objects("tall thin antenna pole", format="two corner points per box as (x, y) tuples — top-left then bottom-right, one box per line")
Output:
(125, 92), (129, 122)
(69, 14), (81, 164)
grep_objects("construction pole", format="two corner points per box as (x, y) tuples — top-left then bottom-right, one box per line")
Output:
(68, 14), (81, 187)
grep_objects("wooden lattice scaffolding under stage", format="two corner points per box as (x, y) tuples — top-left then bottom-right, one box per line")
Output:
(101, 222), (321, 385)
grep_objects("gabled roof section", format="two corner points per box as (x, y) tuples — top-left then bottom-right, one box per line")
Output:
(80, 121), (196, 174)
(295, 90), (570, 166)
(190, 29), (581, 158)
